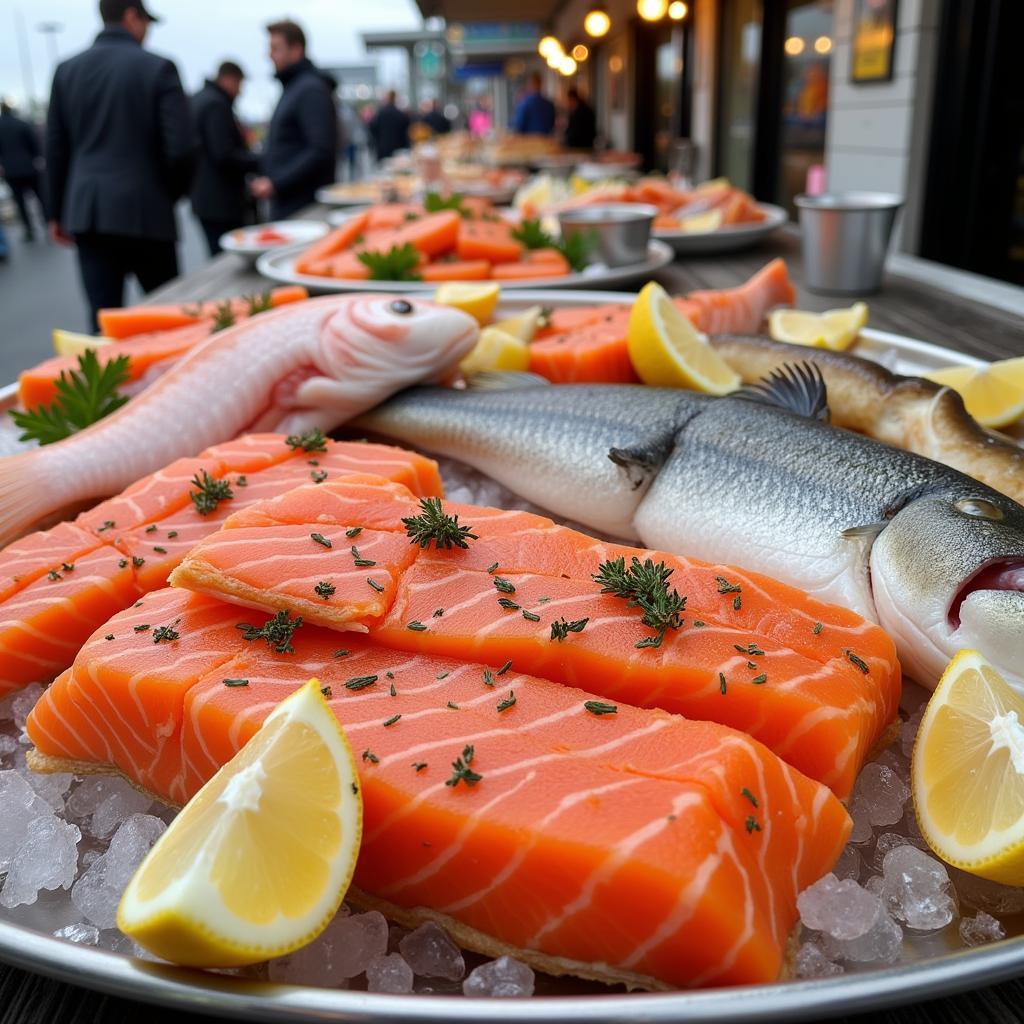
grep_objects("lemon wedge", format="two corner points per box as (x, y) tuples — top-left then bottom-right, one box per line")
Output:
(695, 177), (730, 192)
(118, 678), (361, 966)
(627, 281), (740, 395)
(925, 357), (1024, 429)
(53, 328), (112, 358)
(459, 326), (531, 376)
(678, 209), (723, 233)
(491, 305), (545, 343)
(434, 282), (501, 326)
(913, 650), (1024, 885)
(768, 302), (869, 351)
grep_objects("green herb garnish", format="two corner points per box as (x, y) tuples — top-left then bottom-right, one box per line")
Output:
(445, 744), (482, 788)
(492, 577), (516, 594)
(236, 610), (303, 653)
(244, 290), (273, 316)
(745, 816), (762, 834)
(482, 669), (495, 687)
(583, 700), (617, 716)
(413, 762), (427, 772)
(362, 749), (379, 764)
(367, 577), (385, 593)
(521, 609), (540, 622)
(286, 428), (328, 453)
(310, 532), (332, 548)
(496, 660), (512, 676)
(407, 620), (427, 632)
(152, 620), (180, 644)
(813, 621), (823, 635)
(10, 349), (130, 445)
(741, 787), (759, 808)
(844, 649), (870, 674)
(357, 243), (422, 281)
(751, 673), (767, 685)
(315, 580), (336, 599)
(496, 690), (516, 713)
(311, 469), (328, 484)
(719, 672), (728, 695)
(189, 470), (233, 516)
(351, 545), (375, 567)
(383, 714), (401, 727)
(402, 497), (478, 550)
(346, 527), (363, 538)
(423, 191), (469, 217)
(345, 675), (378, 691)
(497, 598), (520, 611)
(510, 218), (553, 250)
(550, 617), (589, 641)
(593, 556), (686, 649)
(211, 301), (236, 333)
(223, 678), (249, 688)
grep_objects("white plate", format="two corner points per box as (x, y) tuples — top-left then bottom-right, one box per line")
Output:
(219, 221), (328, 266)
(654, 204), (788, 254)
(255, 241), (676, 293)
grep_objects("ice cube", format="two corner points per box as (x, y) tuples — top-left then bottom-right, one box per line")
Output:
(872, 833), (914, 872)
(793, 941), (843, 978)
(399, 921), (466, 981)
(881, 845), (956, 931)
(821, 905), (903, 964)
(388, 921), (410, 953)
(53, 922), (100, 946)
(0, 770), (56, 871)
(0, 734), (18, 762)
(950, 868), (1024, 915)
(66, 777), (117, 821)
(0, 815), (80, 908)
(797, 874), (881, 940)
(23, 769), (74, 812)
(833, 845), (862, 882)
(91, 784), (153, 838)
(855, 763), (910, 827)
(366, 953), (415, 994)
(958, 911), (1005, 947)
(847, 798), (874, 844)
(9, 684), (44, 730)
(462, 956), (535, 997)
(269, 910), (388, 986)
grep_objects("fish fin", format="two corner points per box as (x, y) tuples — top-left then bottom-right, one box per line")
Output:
(609, 436), (675, 491)
(738, 363), (830, 422)
(0, 451), (61, 547)
(841, 521), (888, 541)
(463, 371), (550, 392)
(841, 484), (940, 541)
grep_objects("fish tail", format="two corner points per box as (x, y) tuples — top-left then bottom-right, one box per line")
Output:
(0, 450), (64, 547)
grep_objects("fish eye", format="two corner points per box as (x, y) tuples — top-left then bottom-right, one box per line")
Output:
(955, 497), (1004, 521)
(389, 299), (414, 315)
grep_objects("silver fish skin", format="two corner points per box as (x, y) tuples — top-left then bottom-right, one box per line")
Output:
(356, 382), (1024, 690)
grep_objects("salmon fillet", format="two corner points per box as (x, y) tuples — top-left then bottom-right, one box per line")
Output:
(0, 439), (442, 696)
(170, 481), (901, 796)
(26, 587), (850, 989)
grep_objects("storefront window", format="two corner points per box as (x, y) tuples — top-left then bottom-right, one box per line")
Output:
(717, 0), (762, 192)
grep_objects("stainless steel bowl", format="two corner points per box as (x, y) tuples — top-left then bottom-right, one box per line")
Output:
(794, 192), (903, 295)
(557, 204), (658, 268)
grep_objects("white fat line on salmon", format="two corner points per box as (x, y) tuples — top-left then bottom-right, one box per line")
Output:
(438, 775), (650, 914)
(529, 790), (706, 945)
(382, 771), (538, 898)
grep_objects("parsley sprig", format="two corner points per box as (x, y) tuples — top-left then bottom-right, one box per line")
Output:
(11, 349), (130, 445)
(424, 191), (469, 217)
(593, 556), (686, 649)
(509, 218), (597, 271)
(357, 243), (422, 281)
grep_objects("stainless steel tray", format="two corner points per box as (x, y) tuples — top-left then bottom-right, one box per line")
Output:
(0, 290), (1015, 1022)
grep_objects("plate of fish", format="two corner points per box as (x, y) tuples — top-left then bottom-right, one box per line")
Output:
(1, 264), (1023, 1023)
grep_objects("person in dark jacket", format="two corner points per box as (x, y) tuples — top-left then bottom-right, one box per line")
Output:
(511, 73), (556, 136)
(45, 0), (195, 330)
(368, 91), (411, 161)
(190, 61), (259, 255)
(0, 101), (44, 241)
(419, 99), (451, 137)
(564, 87), (597, 150)
(249, 20), (337, 219)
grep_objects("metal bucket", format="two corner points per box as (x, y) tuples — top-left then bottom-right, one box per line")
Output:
(794, 192), (903, 295)
(558, 204), (657, 268)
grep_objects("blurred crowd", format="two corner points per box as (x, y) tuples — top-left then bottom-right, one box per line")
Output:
(0, 0), (598, 329)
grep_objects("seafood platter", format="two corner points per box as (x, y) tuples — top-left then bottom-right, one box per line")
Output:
(1, 262), (1023, 1022)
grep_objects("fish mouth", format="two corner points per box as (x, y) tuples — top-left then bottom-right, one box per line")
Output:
(949, 557), (1024, 630)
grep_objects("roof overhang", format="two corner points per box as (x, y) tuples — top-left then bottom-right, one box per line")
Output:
(413, 0), (562, 21)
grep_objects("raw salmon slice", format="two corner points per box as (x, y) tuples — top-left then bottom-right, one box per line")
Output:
(0, 440), (442, 695)
(529, 309), (640, 384)
(170, 481), (900, 795)
(26, 587), (850, 989)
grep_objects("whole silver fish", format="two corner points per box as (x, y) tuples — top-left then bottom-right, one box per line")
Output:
(355, 374), (1024, 690)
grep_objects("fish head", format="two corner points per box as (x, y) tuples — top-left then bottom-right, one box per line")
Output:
(315, 295), (479, 393)
(870, 491), (1024, 690)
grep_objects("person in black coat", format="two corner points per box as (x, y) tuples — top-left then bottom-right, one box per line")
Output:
(0, 101), (43, 241)
(190, 61), (260, 255)
(249, 20), (337, 220)
(564, 88), (598, 151)
(368, 91), (411, 162)
(45, 0), (195, 331)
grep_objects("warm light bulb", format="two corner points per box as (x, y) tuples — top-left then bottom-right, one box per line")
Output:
(784, 36), (806, 56)
(538, 35), (561, 58)
(546, 52), (562, 68)
(668, 1), (688, 19)
(637, 0), (669, 21)
(609, 54), (624, 73)
(572, 44), (589, 61)
(559, 56), (578, 76)
(584, 9), (611, 37)
(814, 35), (832, 54)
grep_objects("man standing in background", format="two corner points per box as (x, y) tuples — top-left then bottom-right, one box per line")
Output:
(190, 61), (259, 255)
(368, 91), (411, 161)
(45, 0), (194, 330)
(250, 20), (336, 219)
(0, 101), (44, 242)
(512, 72), (556, 136)
(564, 88), (597, 150)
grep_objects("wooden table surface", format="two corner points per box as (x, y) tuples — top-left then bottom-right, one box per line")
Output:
(2, 217), (1023, 1024)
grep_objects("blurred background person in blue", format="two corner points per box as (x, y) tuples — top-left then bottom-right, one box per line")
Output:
(512, 72), (555, 136)
(249, 19), (337, 219)
(0, 100), (44, 242)
(189, 61), (259, 255)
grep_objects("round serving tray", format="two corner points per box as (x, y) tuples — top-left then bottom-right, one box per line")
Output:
(653, 204), (789, 255)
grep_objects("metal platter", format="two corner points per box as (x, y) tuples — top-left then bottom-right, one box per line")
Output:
(653, 204), (789, 255)
(0, 290), (1016, 1021)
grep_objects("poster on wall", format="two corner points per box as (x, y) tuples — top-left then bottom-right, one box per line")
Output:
(851, 0), (898, 83)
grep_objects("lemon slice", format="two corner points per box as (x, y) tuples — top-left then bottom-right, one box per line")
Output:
(695, 177), (730, 192)
(491, 305), (545, 342)
(434, 282), (501, 326)
(913, 650), (1024, 885)
(768, 302), (868, 351)
(678, 209), (723, 233)
(53, 328), (112, 358)
(459, 326), (531, 376)
(627, 281), (740, 395)
(925, 357), (1024, 429)
(118, 678), (361, 966)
